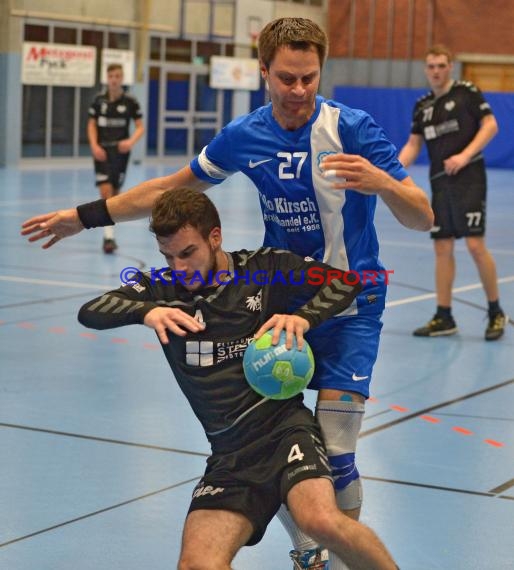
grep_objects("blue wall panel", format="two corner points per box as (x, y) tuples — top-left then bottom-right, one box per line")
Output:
(333, 86), (514, 169)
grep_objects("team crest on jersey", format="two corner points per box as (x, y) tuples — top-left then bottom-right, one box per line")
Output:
(117, 105), (126, 113)
(445, 100), (455, 111)
(317, 151), (337, 172)
(246, 289), (262, 312)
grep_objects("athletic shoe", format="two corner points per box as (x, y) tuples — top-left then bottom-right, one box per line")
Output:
(413, 314), (458, 337)
(103, 238), (117, 254)
(485, 312), (507, 341)
(289, 547), (329, 570)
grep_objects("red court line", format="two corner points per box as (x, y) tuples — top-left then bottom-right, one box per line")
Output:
(420, 415), (441, 423)
(452, 426), (474, 435)
(17, 322), (36, 329)
(6, 322), (508, 449)
(484, 439), (504, 447)
(390, 405), (409, 413)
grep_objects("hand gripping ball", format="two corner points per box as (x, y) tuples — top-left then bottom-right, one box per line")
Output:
(243, 330), (315, 399)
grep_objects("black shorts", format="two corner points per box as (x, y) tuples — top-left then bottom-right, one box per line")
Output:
(188, 407), (331, 546)
(430, 160), (487, 239)
(94, 145), (130, 189)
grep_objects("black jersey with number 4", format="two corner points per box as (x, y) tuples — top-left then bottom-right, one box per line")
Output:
(410, 80), (493, 177)
(88, 91), (142, 146)
(78, 248), (361, 450)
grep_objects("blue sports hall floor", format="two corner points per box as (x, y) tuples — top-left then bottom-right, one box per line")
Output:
(1, 161), (513, 569)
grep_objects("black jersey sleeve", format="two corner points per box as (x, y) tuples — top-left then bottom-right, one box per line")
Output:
(88, 93), (102, 119)
(266, 249), (362, 329)
(78, 275), (160, 330)
(461, 81), (493, 121)
(410, 96), (429, 135)
(128, 95), (143, 120)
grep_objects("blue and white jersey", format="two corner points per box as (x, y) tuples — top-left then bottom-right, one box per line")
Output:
(190, 95), (407, 315)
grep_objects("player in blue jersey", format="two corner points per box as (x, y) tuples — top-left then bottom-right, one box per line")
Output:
(22, 17), (433, 570)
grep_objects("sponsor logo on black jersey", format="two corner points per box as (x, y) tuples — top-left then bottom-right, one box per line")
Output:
(186, 336), (254, 366)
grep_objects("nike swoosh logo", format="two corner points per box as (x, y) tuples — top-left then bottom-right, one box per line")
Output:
(352, 373), (369, 381)
(248, 158), (272, 168)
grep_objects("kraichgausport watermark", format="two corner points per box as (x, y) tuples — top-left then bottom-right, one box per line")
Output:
(120, 266), (394, 287)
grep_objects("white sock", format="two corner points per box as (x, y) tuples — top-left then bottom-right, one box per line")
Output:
(103, 226), (114, 239)
(276, 504), (319, 551)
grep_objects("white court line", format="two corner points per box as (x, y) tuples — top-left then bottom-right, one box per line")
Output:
(381, 239), (514, 256)
(3, 273), (514, 307)
(386, 275), (514, 308)
(0, 275), (113, 290)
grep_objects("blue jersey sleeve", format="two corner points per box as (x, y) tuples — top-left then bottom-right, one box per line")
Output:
(340, 110), (408, 182)
(190, 117), (247, 184)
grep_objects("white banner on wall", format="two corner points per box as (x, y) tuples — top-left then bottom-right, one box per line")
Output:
(101, 49), (135, 85)
(209, 56), (260, 91)
(22, 42), (96, 86)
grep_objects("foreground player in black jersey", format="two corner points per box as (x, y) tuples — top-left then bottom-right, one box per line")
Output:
(78, 189), (398, 570)
(399, 44), (507, 341)
(88, 63), (144, 253)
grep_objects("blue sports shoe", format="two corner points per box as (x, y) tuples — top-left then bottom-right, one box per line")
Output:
(289, 547), (329, 569)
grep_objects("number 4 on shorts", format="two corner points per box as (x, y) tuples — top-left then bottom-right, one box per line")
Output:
(288, 443), (305, 463)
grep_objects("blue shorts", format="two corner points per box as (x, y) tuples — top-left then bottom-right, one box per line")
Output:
(305, 314), (383, 398)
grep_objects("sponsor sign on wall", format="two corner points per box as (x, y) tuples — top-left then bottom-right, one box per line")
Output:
(209, 56), (260, 90)
(22, 42), (96, 87)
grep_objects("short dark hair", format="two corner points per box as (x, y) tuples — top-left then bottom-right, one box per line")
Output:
(258, 17), (328, 70)
(425, 44), (453, 63)
(150, 189), (221, 239)
(107, 63), (123, 73)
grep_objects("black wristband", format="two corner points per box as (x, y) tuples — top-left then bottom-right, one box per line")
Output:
(76, 199), (115, 229)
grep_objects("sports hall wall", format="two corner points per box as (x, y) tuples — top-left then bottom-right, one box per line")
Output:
(0, 0), (322, 166)
(1, 0), (514, 167)
(323, 0), (514, 169)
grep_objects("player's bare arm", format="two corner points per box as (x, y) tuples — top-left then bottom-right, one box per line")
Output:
(398, 133), (424, 168)
(21, 165), (210, 248)
(144, 307), (206, 344)
(87, 118), (107, 161)
(118, 117), (145, 153)
(443, 114), (498, 175)
(321, 153), (433, 231)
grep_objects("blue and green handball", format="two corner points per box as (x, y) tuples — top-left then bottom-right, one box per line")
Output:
(243, 330), (315, 399)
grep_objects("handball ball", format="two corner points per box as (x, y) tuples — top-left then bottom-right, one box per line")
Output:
(243, 330), (315, 400)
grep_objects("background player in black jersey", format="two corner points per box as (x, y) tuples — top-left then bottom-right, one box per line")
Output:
(88, 63), (144, 253)
(78, 189), (398, 570)
(399, 44), (507, 341)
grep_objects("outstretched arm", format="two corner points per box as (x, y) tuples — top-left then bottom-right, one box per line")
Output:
(21, 165), (211, 248)
(321, 153), (433, 231)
